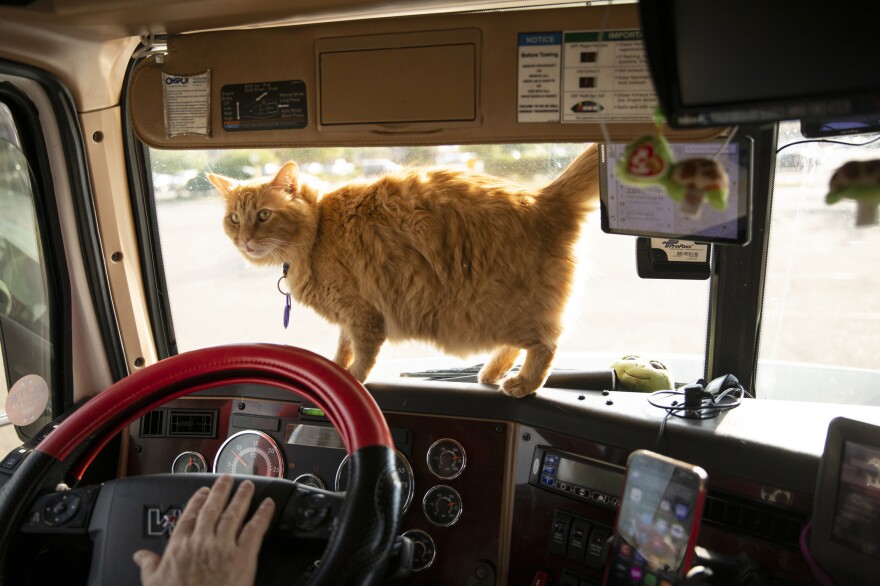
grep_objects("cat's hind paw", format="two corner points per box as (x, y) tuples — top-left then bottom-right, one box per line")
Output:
(500, 375), (540, 398)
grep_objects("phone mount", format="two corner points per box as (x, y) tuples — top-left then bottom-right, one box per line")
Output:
(682, 547), (768, 586)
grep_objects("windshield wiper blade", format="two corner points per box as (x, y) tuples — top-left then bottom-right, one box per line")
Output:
(400, 365), (616, 391)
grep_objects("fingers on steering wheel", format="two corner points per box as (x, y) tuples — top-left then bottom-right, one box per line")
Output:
(237, 497), (276, 553)
(172, 485), (211, 539)
(215, 478), (256, 539)
(194, 474), (235, 535)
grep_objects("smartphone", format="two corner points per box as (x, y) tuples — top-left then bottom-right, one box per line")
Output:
(605, 450), (708, 586)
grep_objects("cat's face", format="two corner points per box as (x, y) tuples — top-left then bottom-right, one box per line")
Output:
(208, 162), (317, 265)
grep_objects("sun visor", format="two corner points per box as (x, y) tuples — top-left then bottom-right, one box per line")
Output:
(129, 4), (722, 149)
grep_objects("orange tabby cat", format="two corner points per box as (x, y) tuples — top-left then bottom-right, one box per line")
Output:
(208, 145), (598, 397)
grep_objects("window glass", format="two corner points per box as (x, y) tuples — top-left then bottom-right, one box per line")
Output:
(0, 102), (55, 444)
(758, 121), (880, 405)
(150, 145), (709, 382)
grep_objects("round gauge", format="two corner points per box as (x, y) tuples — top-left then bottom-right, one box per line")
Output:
(293, 473), (325, 489)
(335, 450), (414, 514)
(402, 529), (436, 571)
(422, 485), (463, 527)
(213, 430), (284, 478)
(426, 438), (466, 479)
(171, 451), (207, 474)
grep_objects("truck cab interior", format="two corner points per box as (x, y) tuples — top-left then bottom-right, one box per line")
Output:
(0, 1), (879, 584)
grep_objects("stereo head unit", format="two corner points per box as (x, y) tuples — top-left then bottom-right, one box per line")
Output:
(529, 447), (625, 510)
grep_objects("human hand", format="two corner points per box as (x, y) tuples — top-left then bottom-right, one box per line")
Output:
(133, 474), (276, 586)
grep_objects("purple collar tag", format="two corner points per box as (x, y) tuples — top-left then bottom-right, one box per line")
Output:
(283, 294), (292, 329)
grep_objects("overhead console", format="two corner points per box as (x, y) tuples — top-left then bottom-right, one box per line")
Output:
(129, 4), (721, 149)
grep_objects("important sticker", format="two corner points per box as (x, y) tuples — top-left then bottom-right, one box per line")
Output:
(221, 80), (308, 131)
(5, 374), (49, 427)
(163, 71), (211, 138)
(562, 30), (655, 122)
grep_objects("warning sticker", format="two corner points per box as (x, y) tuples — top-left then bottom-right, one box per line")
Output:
(162, 71), (211, 138)
(517, 33), (563, 123)
(221, 80), (307, 132)
(517, 29), (657, 123)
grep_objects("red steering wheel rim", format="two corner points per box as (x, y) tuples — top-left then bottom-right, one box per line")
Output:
(37, 344), (393, 475)
(0, 344), (402, 586)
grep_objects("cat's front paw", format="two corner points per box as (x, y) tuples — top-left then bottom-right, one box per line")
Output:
(500, 375), (540, 398)
(478, 364), (507, 384)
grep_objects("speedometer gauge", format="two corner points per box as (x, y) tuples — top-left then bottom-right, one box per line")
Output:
(213, 430), (285, 478)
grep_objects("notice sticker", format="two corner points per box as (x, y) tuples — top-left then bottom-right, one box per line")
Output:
(517, 33), (563, 123)
(163, 71), (211, 138)
(5, 374), (49, 426)
(221, 80), (308, 131)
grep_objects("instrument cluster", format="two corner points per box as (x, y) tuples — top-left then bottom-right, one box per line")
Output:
(170, 430), (469, 573)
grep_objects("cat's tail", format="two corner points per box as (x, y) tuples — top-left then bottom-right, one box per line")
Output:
(538, 144), (600, 216)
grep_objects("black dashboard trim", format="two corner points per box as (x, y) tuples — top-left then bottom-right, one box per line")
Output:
(187, 378), (880, 497)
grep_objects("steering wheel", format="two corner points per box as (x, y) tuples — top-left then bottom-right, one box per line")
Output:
(0, 344), (403, 585)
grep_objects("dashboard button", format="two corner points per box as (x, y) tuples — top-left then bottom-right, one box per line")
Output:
(548, 511), (572, 556)
(567, 518), (591, 562)
(584, 525), (611, 568)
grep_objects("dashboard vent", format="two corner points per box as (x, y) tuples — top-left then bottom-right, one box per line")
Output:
(703, 490), (808, 547)
(168, 410), (217, 438)
(139, 410), (166, 437)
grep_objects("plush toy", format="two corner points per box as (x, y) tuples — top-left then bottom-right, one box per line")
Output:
(825, 159), (880, 226)
(611, 355), (675, 393)
(615, 109), (730, 218)
(667, 157), (730, 216)
(616, 135), (730, 219)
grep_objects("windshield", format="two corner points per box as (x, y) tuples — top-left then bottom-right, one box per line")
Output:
(148, 128), (880, 406)
(148, 144), (710, 382)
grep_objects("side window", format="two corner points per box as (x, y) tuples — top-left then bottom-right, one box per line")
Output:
(0, 101), (55, 448)
(758, 121), (880, 405)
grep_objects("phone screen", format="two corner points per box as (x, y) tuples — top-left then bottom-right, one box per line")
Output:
(606, 451), (707, 585)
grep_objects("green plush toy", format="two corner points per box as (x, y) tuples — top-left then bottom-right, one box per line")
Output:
(616, 134), (730, 218)
(615, 108), (730, 218)
(611, 355), (675, 393)
(825, 160), (880, 226)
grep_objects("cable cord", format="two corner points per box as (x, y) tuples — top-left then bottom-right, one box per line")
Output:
(649, 376), (749, 446)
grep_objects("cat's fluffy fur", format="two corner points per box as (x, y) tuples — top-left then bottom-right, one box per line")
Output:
(209, 145), (599, 397)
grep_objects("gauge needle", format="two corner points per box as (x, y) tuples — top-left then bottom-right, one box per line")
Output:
(232, 451), (249, 467)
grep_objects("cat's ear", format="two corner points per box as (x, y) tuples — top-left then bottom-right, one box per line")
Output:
(271, 162), (300, 196)
(207, 173), (237, 198)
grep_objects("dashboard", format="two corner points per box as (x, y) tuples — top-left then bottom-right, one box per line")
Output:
(122, 379), (880, 585)
(126, 385), (510, 584)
